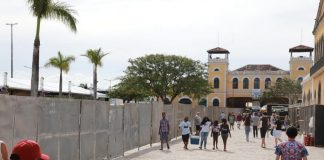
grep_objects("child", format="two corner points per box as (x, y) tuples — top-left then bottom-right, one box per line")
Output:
(211, 120), (220, 150)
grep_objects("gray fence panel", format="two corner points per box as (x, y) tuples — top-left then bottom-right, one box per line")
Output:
(80, 100), (96, 160)
(108, 107), (124, 158)
(123, 104), (139, 151)
(95, 101), (109, 160)
(0, 96), (15, 149)
(13, 97), (39, 144)
(151, 102), (164, 143)
(139, 104), (151, 147)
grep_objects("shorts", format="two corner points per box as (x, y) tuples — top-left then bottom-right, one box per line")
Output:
(196, 125), (200, 131)
(260, 128), (267, 138)
(273, 129), (282, 138)
(182, 134), (190, 143)
(160, 132), (169, 141)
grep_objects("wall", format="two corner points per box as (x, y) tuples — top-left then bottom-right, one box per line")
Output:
(0, 95), (243, 160)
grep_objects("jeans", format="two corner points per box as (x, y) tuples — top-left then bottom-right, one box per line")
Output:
(253, 126), (258, 138)
(200, 132), (209, 148)
(245, 126), (251, 142)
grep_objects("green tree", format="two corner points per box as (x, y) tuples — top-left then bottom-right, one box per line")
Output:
(45, 51), (75, 97)
(27, 0), (78, 96)
(79, 83), (88, 89)
(82, 48), (109, 99)
(262, 78), (302, 104)
(123, 54), (211, 104)
(108, 77), (150, 103)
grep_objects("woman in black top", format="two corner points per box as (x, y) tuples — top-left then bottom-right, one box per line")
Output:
(260, 112), (269, 148)
(273, 116), (283, 146)
(220, 119), (231, 151)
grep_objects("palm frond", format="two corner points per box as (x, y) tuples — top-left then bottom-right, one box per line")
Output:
(44, 2), (78, 32)
(45, 51), (75, 73)
(27, 0), (51, 17)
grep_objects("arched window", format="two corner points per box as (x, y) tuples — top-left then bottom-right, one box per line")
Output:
(178, 98), (192, 104)
(265, 78), (271, 89)
(298, 67), (304, 71)
(297, 77), (303, 83)
(199, 98), (207, 107)
(214, 78), (220, 89)
(232, 78), (238, 89)
(213, 99), (219, 107)
(276, 77), (283, 83)
(243, 78), (249, 89)
(214, 68), (220, 71)
(254, 78), (260, 89)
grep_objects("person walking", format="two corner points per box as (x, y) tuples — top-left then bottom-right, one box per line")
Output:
(220, 112), (226, 121)
(211, 120), (220, 150)
(159, 112), (170, 150)
(179, 116), (192, 150)
(194, 112), (202, 135)
(260, 112), (269, 148)
(275, 126), (309, 160)
(273, 115), (283, 147)
(243, 113), (251, 142)
(236, 113), (243, 129)
(0, 140), (9, 160)
(199, 117), (211, 149)
(220, 119), (231, 151)
(228, 112), (236, 130)
(252, 112), (260, 138)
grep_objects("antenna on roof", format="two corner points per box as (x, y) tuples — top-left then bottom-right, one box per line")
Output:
(218, 32), (220, 46)
(300, 28), (303, 44)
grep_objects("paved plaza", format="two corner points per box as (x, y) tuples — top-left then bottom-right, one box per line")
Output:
(116, 126), (324, 160)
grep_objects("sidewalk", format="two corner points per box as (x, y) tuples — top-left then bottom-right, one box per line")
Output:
(115, 127), (324, 160)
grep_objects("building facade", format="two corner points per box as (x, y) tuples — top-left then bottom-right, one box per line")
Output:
(302, 0), (324, 105)
(206, 46), (313, 108)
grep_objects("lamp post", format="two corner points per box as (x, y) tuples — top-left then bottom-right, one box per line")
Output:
(6, 23), (18, 78)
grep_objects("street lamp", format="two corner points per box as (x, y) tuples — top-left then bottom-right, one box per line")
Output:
(6, 23), (18, 78)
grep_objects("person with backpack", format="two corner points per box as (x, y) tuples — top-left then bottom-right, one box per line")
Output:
(244, 113), (251, 142)
(260, 112), (269, 148)
(211, 120), (220, 150)
(179, 116), (192, 150)
(220, 119), (231, 151)
(228, 112), (236, 130)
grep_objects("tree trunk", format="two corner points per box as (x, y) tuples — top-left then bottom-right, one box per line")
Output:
(30, 17), (41, 97)
(93, 64), (97, 100)
(59, 69), (62, 97)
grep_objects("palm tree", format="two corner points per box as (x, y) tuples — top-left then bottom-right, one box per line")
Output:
(27, 0), (78, 96)
(82, 48), (109, 99)
(45, 51), (75, 97)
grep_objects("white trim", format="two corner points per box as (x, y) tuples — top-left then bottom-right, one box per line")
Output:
(263, 76), (272, 81)
(296, 77), (303, 81)
(276, 77), (283, 81)
(178, 96), (192, 102)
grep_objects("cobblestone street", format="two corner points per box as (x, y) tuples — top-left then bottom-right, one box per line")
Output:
(116, 127), (324, 160)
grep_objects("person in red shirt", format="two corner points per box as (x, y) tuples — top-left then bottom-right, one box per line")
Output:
(236, 113), (243, 129)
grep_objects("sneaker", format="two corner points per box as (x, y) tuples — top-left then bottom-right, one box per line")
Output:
(213, 147), (215, 150)
(199, 146), (202, 150)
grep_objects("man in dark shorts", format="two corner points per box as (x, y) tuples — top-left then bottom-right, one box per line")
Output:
(179, 116), (192, 149)
(159, 112), (170, 150)
(260, 112), (269, 148)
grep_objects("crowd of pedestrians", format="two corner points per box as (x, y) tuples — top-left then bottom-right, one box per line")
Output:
(158, 110), (309, 159)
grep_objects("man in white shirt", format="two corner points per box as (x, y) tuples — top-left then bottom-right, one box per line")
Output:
(179, 116), (192, 150)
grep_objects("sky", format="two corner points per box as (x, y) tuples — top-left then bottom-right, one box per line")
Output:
(0, 0), (320, 90)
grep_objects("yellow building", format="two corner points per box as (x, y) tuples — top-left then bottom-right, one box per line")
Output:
(206, 46), (313, 108)
(302, 0), (324, 105)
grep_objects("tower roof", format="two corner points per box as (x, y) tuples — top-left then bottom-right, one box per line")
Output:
(289, 45), (314, 53)
(207, 47), (230, 54)
(234, 64), (286, 72)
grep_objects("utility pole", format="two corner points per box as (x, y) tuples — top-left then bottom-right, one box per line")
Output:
(6, 23), (18, 78)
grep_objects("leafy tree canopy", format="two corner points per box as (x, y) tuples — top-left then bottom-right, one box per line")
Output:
(111, 54), (211, 104)
(262, 78), (302, 104)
